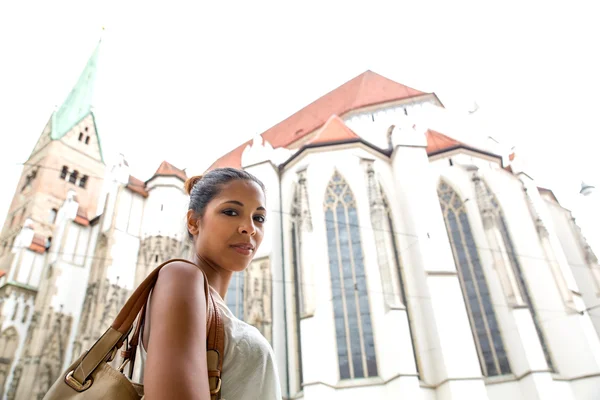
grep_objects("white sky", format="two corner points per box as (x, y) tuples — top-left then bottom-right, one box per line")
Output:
(0, 1), (598, 245)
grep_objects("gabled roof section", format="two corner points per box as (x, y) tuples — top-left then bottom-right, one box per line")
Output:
(426, 129), (463, 155)
(263, 70), (427, 149)
(306, 115), (360, 145)
(149, 161), (187, 182)
(425, 129), (501, 164)
(208, 70), (430, 171)
(126, 175), (149, 198)
(52, 41), (101, 141)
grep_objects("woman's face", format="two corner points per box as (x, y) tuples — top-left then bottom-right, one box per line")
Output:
(189, 179), (266, 273)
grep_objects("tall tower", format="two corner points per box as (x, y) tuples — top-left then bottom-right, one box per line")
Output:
(0, 40), (105, 272)
(0, 40), (106, 399)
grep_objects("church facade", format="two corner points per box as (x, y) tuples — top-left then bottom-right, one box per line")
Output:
(0, 41), (599, 400)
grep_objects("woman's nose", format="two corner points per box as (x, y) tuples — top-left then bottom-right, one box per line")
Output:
(238, 223), (256, 236)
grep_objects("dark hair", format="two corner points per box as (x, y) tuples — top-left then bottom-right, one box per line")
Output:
(185, 168), (266, 238)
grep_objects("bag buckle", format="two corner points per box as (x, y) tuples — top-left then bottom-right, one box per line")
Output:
(210, 377), (222, 395)
(65, 371), (93, 392)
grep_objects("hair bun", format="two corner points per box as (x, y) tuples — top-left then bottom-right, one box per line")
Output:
(184, 175), (203, 195)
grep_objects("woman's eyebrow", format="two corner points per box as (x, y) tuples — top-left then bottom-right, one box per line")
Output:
(222, 200), (266, 211)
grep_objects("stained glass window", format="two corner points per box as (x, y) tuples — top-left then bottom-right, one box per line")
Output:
(438, 181), (511, 376)
(324, 171), (378, 380)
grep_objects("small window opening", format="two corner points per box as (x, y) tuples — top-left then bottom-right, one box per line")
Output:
(85, 136), (90, 144)
(22, 305), (30, 323)
(49, 209), (58, 223)
(155, 255), (159, 263)
(60, 166), (68, 180)
(404, 108), (408, 116)
(85, 127), (89, 132)
(78, 133), (83, 141)
(79, 175), (88, 189)
(160, 204), (164, 211)
(69, 170), (79, 184)
(449, 158), (454, 166)
(371, 114), (375, 122)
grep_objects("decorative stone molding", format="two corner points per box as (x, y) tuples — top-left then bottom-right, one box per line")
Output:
(472, 171), (497, 229)
(363, 159), (404, 308)
(471, 170), (526, 306)
(522, 186), (549, 238)
(245, 257), (272, 343)
(296, 168), (312, 232)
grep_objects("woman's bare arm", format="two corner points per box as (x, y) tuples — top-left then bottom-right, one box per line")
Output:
(143, 261), (210, 399)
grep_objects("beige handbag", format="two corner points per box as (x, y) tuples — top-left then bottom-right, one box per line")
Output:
(42, 259), (225, 400)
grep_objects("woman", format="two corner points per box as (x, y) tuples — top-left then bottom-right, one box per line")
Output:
(140, 168), (282, 399)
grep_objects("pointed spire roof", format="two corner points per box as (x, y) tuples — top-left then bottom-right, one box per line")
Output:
(307, 115), (360, 145)
(52, 41), (101, 140)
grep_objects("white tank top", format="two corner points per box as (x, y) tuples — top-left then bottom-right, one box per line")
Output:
(138, 286), (282, 400)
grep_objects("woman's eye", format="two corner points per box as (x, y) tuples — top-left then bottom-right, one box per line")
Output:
(254, 215), (266, 224)
(223, 209), (238, 216)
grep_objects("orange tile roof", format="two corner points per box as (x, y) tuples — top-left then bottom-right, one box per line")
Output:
(29, 234), (47, 254)
(426, 129), (464, 155)
(0, 270), (5, 279)
(126, 175), (149, 198)
(151, 161), (187, 182)
(209, 70), (430, 170)
(306, 115), (360, 145)
(210, 144), (248, 170)
(74, 207), (89, 226)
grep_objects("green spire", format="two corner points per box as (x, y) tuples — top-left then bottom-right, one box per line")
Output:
(51, 40), (101, 140)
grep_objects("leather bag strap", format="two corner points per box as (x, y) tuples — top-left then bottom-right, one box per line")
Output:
(206, 288), (225, 399)
(70, 258), (224, 398)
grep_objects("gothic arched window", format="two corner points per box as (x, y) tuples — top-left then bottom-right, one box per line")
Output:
(438, 181), (511, 377)
(324, 171), (378, 380)
(226, 271), (245, 320)
(483, 182), (555, 371)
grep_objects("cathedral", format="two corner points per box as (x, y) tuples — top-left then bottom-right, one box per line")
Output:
(0, 40), (600, 400)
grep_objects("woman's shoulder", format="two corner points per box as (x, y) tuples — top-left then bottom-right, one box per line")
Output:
(157, 259), (206, 286)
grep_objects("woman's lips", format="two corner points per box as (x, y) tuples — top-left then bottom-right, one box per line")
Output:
(230, 244), (254, 256)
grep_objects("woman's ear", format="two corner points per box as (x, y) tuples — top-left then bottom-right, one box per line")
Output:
(186, 209), (200, 236)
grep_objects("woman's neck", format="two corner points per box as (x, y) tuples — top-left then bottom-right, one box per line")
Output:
(193, 254), (231, 299)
